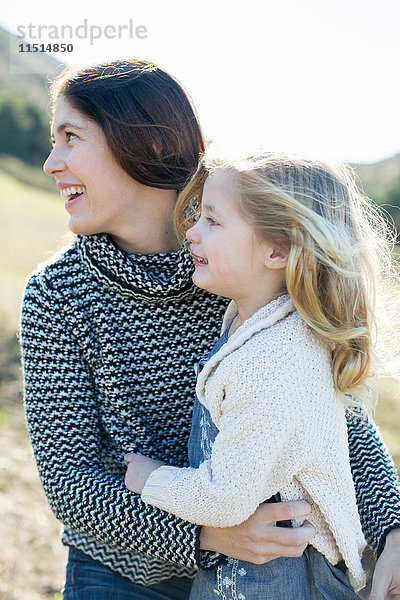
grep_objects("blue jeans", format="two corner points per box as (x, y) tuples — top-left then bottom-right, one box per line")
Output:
(63, 548), (193, 599)
(189, 546), (362, 600)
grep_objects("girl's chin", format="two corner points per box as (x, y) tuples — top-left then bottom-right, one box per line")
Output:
(191, 271), (207, 288)
(191, 273), (220, 295)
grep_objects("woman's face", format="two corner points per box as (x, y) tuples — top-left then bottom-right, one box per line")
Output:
(44, 95), (146, 238)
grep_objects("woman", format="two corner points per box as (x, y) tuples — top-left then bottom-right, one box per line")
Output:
(20, 59), (400, 599)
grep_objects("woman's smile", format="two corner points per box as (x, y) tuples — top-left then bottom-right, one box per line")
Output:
(59, 184), (87, 199)
(64, 191), (86, 212)
(58, 184), (87, 211)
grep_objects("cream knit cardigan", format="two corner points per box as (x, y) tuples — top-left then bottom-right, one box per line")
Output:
(142, 294), (366, 590)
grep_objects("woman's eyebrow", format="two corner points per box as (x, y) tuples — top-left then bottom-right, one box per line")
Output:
(52, 122), (86, 135)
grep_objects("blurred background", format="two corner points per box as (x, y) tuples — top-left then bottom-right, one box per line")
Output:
(0, 1), (399, 598)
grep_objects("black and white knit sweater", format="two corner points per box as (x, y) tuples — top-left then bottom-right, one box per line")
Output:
(20, 233), (400, 586)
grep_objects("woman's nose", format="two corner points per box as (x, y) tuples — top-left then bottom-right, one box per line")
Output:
(43, 148), (65, 177)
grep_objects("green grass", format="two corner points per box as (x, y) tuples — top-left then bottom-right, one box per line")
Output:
(352, 153), (400, 201)
(0, 154), (56, 193)
(0, 167), (69, 330)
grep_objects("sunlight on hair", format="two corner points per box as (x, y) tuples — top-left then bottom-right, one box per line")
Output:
(175, 148), (400, 416)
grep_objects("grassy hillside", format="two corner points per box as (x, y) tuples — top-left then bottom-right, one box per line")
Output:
(0, 24), (65, 106)
(352, 153), (400, 202)
(0, 153), (55, 192)
(0, 24), (66, 180)
(0, 168), (69, 329)
(0, 168), (70, 598)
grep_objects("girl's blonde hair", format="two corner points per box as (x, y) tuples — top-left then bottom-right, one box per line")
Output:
(175, 150), (399, 413)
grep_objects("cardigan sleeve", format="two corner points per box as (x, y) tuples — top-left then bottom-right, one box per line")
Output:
(142, 346), (322, 527)
(142, 391), (299, 526)
(346, 410), (400, 554)
(20, 273), (200, 568)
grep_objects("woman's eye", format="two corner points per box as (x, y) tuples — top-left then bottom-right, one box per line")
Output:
(206, 216), (218, 226)
(50, 131), (77, 146)
(65, 131), (77, 141)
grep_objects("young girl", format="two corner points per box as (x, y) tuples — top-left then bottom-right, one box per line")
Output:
(124, 150), (398, 598)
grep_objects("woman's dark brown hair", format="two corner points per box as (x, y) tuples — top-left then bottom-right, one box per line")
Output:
(49, 59), (205, 190)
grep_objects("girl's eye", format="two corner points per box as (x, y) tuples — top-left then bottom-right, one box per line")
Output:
(206, 216), (218, 226)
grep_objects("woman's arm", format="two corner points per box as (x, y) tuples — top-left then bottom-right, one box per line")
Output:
(346, 410), (400, 554)
(369, 528), (400, 599)
(20, 273), (200, 567)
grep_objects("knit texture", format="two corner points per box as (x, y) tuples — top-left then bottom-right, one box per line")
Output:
(20, 233), (227, 586)
(347, 411), (400, 556)
(142, 296), (366, 590)
(19, 234), (400, 586)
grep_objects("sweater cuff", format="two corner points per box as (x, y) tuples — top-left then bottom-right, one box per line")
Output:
(141, 465), (179, 510)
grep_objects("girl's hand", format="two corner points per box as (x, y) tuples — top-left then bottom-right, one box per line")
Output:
(369, 528), (400, 600)
(124, 453), (165, 494)
(200, 500), (315, 563)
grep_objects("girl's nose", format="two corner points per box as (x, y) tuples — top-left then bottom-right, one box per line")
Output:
(43, 148), (65, 177)
(186, 221), (200, 244)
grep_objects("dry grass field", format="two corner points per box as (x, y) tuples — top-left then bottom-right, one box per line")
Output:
(0, 170), (68, 599)
(0, 364), (66, 600)
(0, 169), (399, 599)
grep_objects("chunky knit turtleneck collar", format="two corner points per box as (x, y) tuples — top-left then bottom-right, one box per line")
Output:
(77, 233), (196, 301)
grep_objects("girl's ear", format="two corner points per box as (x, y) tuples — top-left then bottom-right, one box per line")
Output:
(265, 246), (288, 270)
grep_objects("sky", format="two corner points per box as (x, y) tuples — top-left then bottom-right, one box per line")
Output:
(1, 0), (400, 163)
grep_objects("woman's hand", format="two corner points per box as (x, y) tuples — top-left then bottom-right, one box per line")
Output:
(369, 528), (400, 600)
(124, 453), (165, 494)
(200, 499), (315, 563)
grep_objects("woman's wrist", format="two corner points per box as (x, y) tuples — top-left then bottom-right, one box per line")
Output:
(377, 525), (400, 556)
(384, 527), (400, 548)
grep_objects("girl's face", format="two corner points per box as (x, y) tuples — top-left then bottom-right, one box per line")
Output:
(43, 95), (147, 238)
(186, 170), (285, 303)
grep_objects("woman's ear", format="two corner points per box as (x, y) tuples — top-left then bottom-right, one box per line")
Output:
(264, 246), (288, 270)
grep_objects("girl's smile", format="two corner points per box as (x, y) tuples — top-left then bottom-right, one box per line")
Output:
(190, 250), (208, 265)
